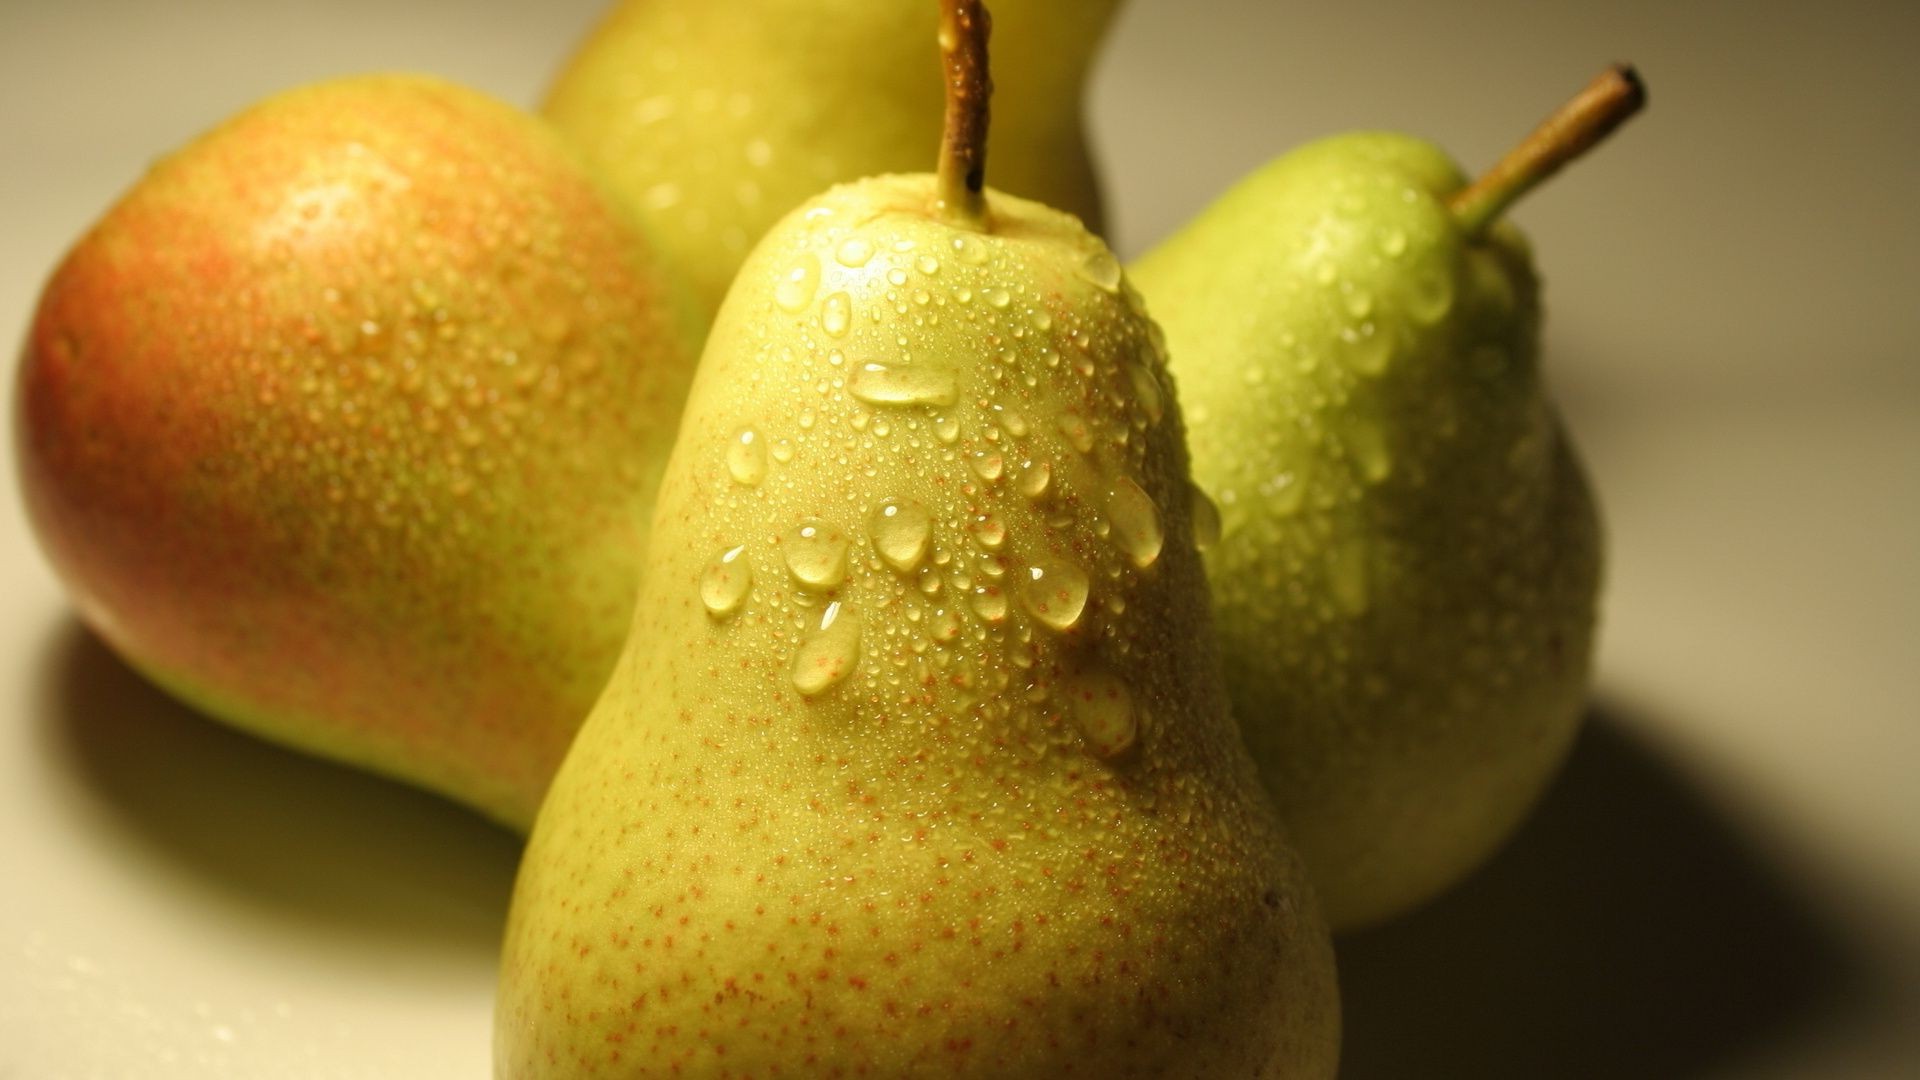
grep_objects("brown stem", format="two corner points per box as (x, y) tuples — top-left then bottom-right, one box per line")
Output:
(1449, 64), (1646, 238)
(936, 0), (992, 230)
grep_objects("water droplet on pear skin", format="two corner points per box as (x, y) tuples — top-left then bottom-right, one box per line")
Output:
(870, 498), (932, 571)
(774, 252), (820, 312)
(1076, 249), (1123, 293)
(849, 362), (957, 407)
(1190, 485), (1222, 551)
(701, 545), (753, 618)
(835, 238), (874, 268)
(726, 428), (767, 485)
(1065, 668), (1137, 759)
(1023, 560), (1090, 632)
(785, 520), (850, 590)
(821, 291), (852, 337)
(793, 601), (860, 695)
(1107, 477), (1164, 568)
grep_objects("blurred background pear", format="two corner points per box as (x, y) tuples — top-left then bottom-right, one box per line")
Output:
(542, 0), (1120, 321)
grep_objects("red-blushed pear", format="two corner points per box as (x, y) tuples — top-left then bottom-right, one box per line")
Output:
(16, 74), (700, 829)
(1130, 67), (1644, 929)
(541, 0), (1120, 322)
(494, 4), (1339, 1075)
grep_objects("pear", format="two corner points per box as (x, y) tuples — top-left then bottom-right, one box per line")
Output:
(1129, 68), (1643, 929)
(496, 5), (1338, 1075)
(541, 0), (1119, 321)
(15, 74), (699, 829)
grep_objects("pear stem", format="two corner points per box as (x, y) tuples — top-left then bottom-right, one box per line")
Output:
(936, 0), (992, 230)
(1449, 64), (1646, 238)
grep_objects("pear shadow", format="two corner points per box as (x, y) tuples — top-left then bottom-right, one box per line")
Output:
(33, 617), (523, 954)
(1336, 703), (1874, 1079)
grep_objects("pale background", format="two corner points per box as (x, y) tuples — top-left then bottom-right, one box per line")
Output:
(2, 1), (1915, 1076)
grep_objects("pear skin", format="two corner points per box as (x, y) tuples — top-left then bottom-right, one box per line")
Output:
(541, 0), (1119, 320)
(495, 176), (1340, 1077)
(1131, 130), (1606, 930)
(15, 74), (700, 828)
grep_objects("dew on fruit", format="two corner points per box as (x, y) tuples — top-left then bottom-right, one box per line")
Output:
(1065, 667), (1137, 759)
(985, 287), (1011, 309)
(785, 519), (850, 590)
(915, 254), (940, 276)
(1406, 268), (1455, 325)
(970, 453), (1005, 481)
(1076, 249), (1123, 293)
(952, 234), (990, 266)
(1018, 461), (1053, 501)
(1057, 414), (1095, 454)
(793, 601), (861, 695)
(1339, 321), (1392, 376)
(1124, 361), (1165, 425)
(970, 513), (1008, 551)
(774, 252), (820, 312)
(1023, 560), (1090, 632)
(849, 362), (957, 407)
(726, 428), (768, 485)
(835, 238), (874, 268)
(822, 291), (852, 337)
(970, 585), (1008, 623)
(870, 498), (932, 571)
(701, 544), (753, 618)
(1107, 477), (1164, 568)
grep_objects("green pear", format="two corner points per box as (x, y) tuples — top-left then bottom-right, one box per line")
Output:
(15, 74), (700, 829)
(496, 6), (1338, 1074)
(541, 0), (1119, 321)
(1129, 68), (1644, 930)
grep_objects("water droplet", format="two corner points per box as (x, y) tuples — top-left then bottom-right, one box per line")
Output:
(970, 513), (1007, 550)
(726, 428), (767, 485)
(1106, 478), (1164, 568)
(1076, 248), (1124, 293)
(1406, 268), (1455, 325)
(985, 287), (1011, 309)
(793, 601), (860, 695)
(1339, 321), (1393, 376)
(870, 498), (932, 571)
(1031, 309), (1054, 332)
(1057, 414), (1095, 454)
(701, 545), (753, 617)
(934, 415), (961, 443)
(1124, 361), (1164, 425)
(822, 291), (852, 337)
(849, 362), (957, 407)
(915, 254), (940, 276)
(1064, 668), (1137, 759)
(774, 252), (820, 312)
(970, 585), (1009, 623)
(970, 453), (1004, 481)
(931, 607), (963, 642)
(835, 238), (874, 268)
(785, 520), (849, 590)
(1019, 460), (1053, 500)
(1023, 560), (1090, 632)
(952, 234), (990, 266)
(995, 406), (1029, 437)
(1190, 485), (1222, 551)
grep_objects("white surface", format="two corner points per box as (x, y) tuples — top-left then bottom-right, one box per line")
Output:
(3, 1), (1916, 1076)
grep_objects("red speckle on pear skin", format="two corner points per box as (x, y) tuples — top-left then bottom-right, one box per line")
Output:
(16, 75), (696, 828)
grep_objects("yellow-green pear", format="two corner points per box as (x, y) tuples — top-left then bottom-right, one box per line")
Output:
(496, 5), (1338, 1075)
(15, 74), (699, 828)
(1130, 68), (1644, 929)
(542, 0), (1119, 321)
